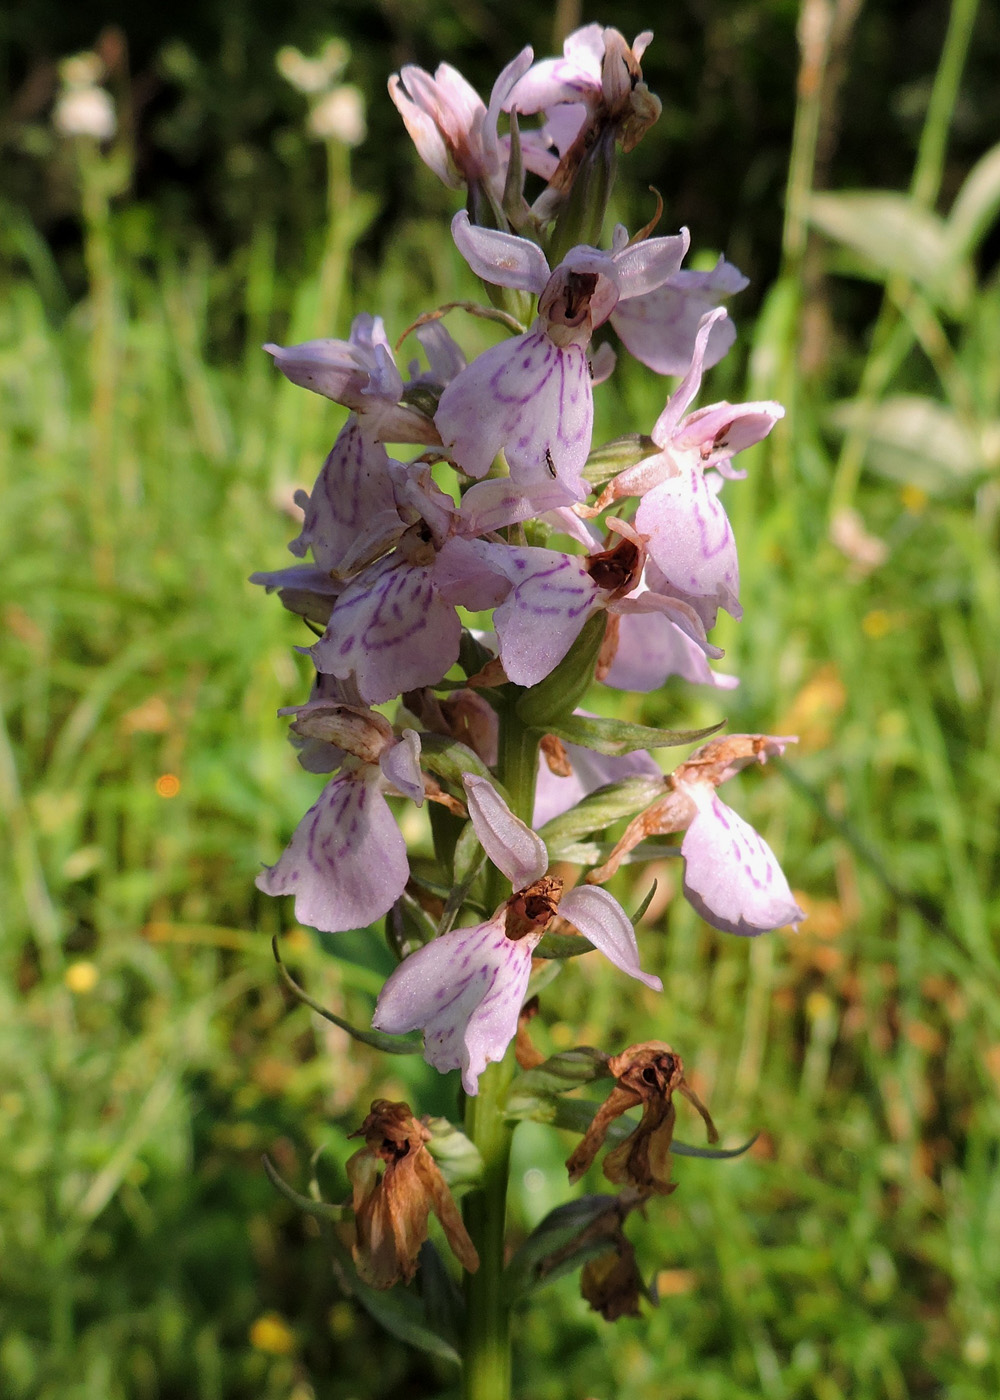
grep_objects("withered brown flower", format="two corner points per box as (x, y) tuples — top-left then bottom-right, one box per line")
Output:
(581, 1233), (645, 1321)
(346, 1099), (479, 1288)
(566, 1042), (717, 1194)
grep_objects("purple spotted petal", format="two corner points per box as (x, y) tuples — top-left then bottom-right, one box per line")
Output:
(679, 790), (804, 937)
(601, 611), (739, 692)
(558, 885), (662, 991)
(488, 547), (599, 686)
(288, 418), (405, 575)
(635, 472), (741, 621)
(372, 911), (537, 1094)
(463, 774), (548, 889)
(256, 771), (407, 933)
(435, 327), (593, 493)
(310, 555), (461, 704)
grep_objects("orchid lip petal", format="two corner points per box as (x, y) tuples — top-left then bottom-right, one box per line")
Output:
(256, 771), (408, 933)
(680, 791), (804, 936)
(558, 884), (662, 991)
(463, 774), (548, 888)
(373, 910), (536, 1094)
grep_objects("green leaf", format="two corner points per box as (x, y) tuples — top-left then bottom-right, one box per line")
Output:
(347, 1277), (461, 1368)
(808, 191), (972, 316)
(539, 714), (723, 757)
(525, 957), (563, 1000)
(506, 1049), (611, 1117)
(504, 1194), (620, 1300)
(549, 839), (682, 867)
(828, 395), (985, 493)
(582, 433), (657, 488)
(418, 732), (500, 790)
(422, 1117), (484, 1191)
(272, 938), (422, 1055)
(261, 1153), (347, 1221)
(947, 140), (1000, 261)
(539, 776), (666, 852)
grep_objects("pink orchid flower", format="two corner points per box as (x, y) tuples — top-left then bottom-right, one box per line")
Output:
(435, 213), (690, 496)
(587, 735), (805, 937)
(256, 705), (425, 934)
(373, 775), (661, 1094)
(307, 468), (572, 704)
(459, 521), (719, 688)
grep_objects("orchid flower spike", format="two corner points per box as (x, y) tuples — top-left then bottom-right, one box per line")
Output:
(255, 704), (425, 933)
(435, 213), (690, 496)
(373, 774), (661, 1094)
(587, 735), (805, 937)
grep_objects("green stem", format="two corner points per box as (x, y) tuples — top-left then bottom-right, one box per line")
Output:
(462, 698), (539, 1400)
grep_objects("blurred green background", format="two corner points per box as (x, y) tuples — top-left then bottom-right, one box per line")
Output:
(2, 1), (999, 1396)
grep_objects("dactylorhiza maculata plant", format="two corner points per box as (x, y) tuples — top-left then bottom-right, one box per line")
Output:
(253, 22), (803, 1398)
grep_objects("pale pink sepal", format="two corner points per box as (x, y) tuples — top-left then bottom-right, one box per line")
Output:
(372, 910), (536, 1095)
(679, 790), (805, 937)
(380, 729), (424, 805)
(558, 885), (662, 991)
(255, 770), (408, 933)
(610, 258), (747, 377)
(463, 774), (547, 889)
(602, 612), (739, 693)
(451, 211), (550, 293)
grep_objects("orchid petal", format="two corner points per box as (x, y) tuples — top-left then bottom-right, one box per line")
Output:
(674, 400), (784, 472)
(611, 229), (690, 300)
(680, 790), (804, 936)
(489, 547), (599, 686)
(451, 211), (551, 293)
(463, 774), (548, 889)
(289, 418), (405, 574)
(311, 555), (462, 704)
(650, 309), (727, 442)
(558, 885), (662, 990)
(256, 771), (407, 933)
(602, 612), (739, 692)
(388, 73), (460, 187)
(373, 911), (536, 1094)
(380, 729), (424, 805)
(610, 258), (746, 377)
(435, 327), (593, 492)
(635, 471), (741, 621)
